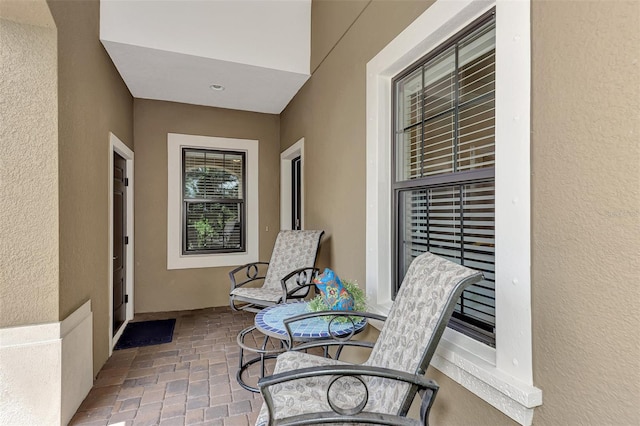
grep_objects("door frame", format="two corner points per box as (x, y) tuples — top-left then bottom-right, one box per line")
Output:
(280, 138), (304, 230)
(108, 132), (134, 353)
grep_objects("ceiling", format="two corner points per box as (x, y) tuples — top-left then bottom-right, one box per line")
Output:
(100, 0), (311, 114)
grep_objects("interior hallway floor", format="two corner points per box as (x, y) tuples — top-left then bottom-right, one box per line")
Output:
(69, 307), (274, 426)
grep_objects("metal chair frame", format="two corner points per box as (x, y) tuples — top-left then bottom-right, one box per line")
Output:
(256, 253), (483, 425)
(229, 230), (324, 313)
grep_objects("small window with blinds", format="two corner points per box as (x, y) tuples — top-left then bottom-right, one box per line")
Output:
(393, 14), (496, 346)
(182, 148), (246, 254)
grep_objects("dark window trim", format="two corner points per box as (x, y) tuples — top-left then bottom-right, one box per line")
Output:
(392, 9), (496, 86)
(393, 168), (494, 191)
(291, 156), (302, 230)
(391, 11), (497, 347)
(181, 147), (247, 255)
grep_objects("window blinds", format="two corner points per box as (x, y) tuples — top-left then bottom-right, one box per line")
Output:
(394, 18), (496, 345)
(184, 150), (243, 200)
(182, 149), (245, 253)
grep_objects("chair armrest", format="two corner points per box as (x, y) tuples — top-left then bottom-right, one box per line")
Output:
(228, 261), (269, 291)
(258, 364), (438, 426)
(283, 310), (387, 356)
(263, 411), (424, 426)
(279, 267), (320, 301)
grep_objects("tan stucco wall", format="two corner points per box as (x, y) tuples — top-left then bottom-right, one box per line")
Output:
(285, 0), (640, 424)
(310, 0), (369, 73)
(531, 0), (640, 423)
(47, 0), (134, 374)
(0, 8), (59, 327)
(0, 0), (54, 28)
(282, 0), (433, 283)
(133, 99), (281, 313)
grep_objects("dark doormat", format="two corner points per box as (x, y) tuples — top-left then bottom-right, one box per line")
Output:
(114, 319), (176, 350)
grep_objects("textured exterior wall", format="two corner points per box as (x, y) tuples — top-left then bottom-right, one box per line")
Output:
(133, 99), (281, 312)
(47, 0), (134, 374)
(0, 0), (55, 28)
(531, 0), (640, 424)
(0, 16), (59, 327)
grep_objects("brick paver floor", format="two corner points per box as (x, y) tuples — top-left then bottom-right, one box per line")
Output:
(69, 306), (281, 426)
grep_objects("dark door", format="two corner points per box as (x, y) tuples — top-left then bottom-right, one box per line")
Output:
(291, 156), (302, 230)
(113, 152), (127, 335)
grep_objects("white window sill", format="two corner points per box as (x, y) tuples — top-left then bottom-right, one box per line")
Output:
(433, 336), (542, 425)
(367, 301), (542, 425)
(167, 251), (257, 270)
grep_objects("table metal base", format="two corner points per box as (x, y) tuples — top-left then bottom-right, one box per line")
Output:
(236, 325), (286, 393)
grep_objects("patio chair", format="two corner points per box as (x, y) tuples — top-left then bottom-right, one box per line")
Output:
(229, 230), (324, 313)
(255, 252), (483, 425)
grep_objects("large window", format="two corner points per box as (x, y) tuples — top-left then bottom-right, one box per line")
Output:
(393, 16), (496, 346)
(182, 148), (245, 254)
(367, 0), (540, 422)
(167, 134), (258, 270)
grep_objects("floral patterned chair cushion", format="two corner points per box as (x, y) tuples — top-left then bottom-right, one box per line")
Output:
(229, 230), (324, 312)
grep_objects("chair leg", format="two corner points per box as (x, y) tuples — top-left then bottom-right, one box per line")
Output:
(260, 334), (269, 378)
(419, 381), (439, 426)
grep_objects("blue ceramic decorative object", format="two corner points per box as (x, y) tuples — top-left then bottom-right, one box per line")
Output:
(313, 268), (354, 311)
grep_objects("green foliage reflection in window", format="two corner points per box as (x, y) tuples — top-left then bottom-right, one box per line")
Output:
(182, 149), (245, 254)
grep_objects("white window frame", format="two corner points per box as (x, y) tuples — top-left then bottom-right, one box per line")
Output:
(167, 133), (259, 269)
(365, 1), (542, 424)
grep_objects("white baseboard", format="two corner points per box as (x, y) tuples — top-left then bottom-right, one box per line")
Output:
(61, 301), (94, 424)
(0, 300), (93, 425)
